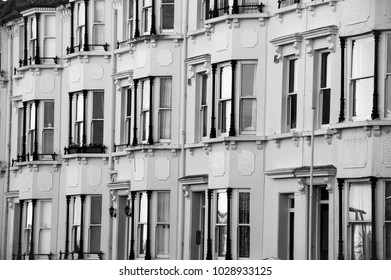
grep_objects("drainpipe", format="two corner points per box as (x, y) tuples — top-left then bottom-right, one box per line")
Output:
(308, 105), (315, 260)
(177, 0), (189, 260)
(1, 25), (14, 260)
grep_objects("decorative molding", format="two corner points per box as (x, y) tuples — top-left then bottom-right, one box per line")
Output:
(270, 33), (302, 57)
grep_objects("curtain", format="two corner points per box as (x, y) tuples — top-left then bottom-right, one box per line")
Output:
(156, 192), (170, 255)
(38, 201), (52, 256)
(159, 78), (172, 140)
(238, 192), (250, 257)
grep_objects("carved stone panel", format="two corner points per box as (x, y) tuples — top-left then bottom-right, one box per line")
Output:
(87, 166), (101, 187)
(238, 150), (255, 176)
(341, 137), (367, 168)
(214, 32), (229, 52)
(134, 158), (145, 181)
(157, 50), (173, 67)
(383, 137), (391, 167)
(38, 171), (53, 191)
(241, 29), (258, 48)
(41, 75), (55, 93)
(136, 51), (147, 68)
(21, 172), (31, 192)
(89, 65), (104, 80)
(212, 151), (226, 177)
(69, 65), (81, 83)
(155, 157), (170, 180)
(67, 166), (79, 187)
(343, 0), (370, 25)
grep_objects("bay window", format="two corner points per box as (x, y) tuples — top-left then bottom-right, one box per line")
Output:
(158, 78), (172, 140)
(67, 90), (105, 154)
(76, 2), (86, 49)
(350, 37), (374, 119)
(43, 15), (56, 58)
(348, 182), (372, 260)
(161, 0), (174, 31)
(120, 87), (132, 146)
(200, 74), (208, 139)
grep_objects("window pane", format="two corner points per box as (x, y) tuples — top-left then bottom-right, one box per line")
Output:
(42, 129), (54, 154)
(156, 225), (170, 255)
(353, 77), (373, 117)
(93, 25), (105, 45)
(288, 59), (296, 93)
(320, 52), (330, 88)
(239, 193), (250, 224)
(352, 37), (374, 79)
(221, 66), (232, 99)
(321, 88), (330, 125)
(351, 223), (372, 260)
(217, 225), (227, 256)
(93, 92), (104, 119)
(138, 224), (147, 254)
(142, 81), (150, 110)
(26, 202), (33, 228)
(349, 183), (371, 221)
(162, 3), (174, 30)
(127, 88), (132, 117)
(386, 223), (391, 260)
(78, 2), (85, 25)
(217, 192), (228, 224)
(160, 78), (172, 108)
(91, 120), (104, 144)
(73, 197), (81, 225)
(94, 0), (105, 22)
(220, 100), (231, 133)
(238, 226), (250, 258)
(386, 182), (391, 220)
(386, 76), (391, 116)
(241, 64), (255, 97)
(44, 38), (56, 58)
(241, 99), (256, 131)
(288, 94), (297, 129)
(18, 108), (23, 154)
(388, 34), (391, 73)
(76, 95), (84, 122)
(157, 192), (170, 222)
(30, 103), (36, 129)
(44, 102), (54, 128)
(90, 226), (101, 252)
(159, 110), (171, 139)
(45, 15), (56, 37)
(201, 75), (208, 105)
(139, 192), (147, 223)
(90, 196), (102, 224)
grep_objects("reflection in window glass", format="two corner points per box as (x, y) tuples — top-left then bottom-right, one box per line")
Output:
(216, 192), (228, 257)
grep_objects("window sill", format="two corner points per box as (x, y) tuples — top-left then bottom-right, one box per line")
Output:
(64, 51), (111, 63)
(130, 34), (183, 48)
(275, 3), (304, 18)
(205, 12), (270, 28)
(62, 154), (109, 165)
(15, 64), (62, 78)
(125, 143), (181, 154)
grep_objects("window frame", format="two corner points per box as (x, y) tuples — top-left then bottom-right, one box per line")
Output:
(385, 33), (391, 118)
(140, 79), (151, 143)
(120, 87), (132, 146)
(43, 14), (56, 59)
(199, 72), (209, 140)
(42, 100), (55, 155)
(316, 50), (331, 127)
(160, 0), (175, 32)
(217, 63), (232, 136)
(239, 62), (257, 134)
(155, 191), (170, 258)
(385, 181), (391, 259)
(142, 0), (152, 35)
(158, 77), (172, 142)
(237, 191), (250, 259)
(92, 0), (105, 47)
(76, 1), (86, 48)
(286, 57), (298, 131)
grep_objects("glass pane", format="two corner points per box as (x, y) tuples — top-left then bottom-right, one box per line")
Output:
(238, 226), (250, 258)
(44, 102), (54, 128)
(156, 224), (170, 255)
(388, 34), (391, 73)
(30, 103), (36, 129)
(241, 99), (256, 131)
(138, 224), (147, 254)
(217, 192), (228, 224)
(201, 75), (208, 105)
(202, 107), (208, 137)
(351, 223), (372, 260)
(139, 192), (147, 223)
(386, 76), (391, 116)
(352, 37), (374, 79)
(142, 111), (150, 141)
(94, 0), (105, 22)
(127, 88), (132, 117)
(349, 183), (371, 221)
(31, 17), (36, 39)
(76, 95), (84, 122)
(321, 88), (330, 125)
(221, 66), (232, 99)
(44, 38), (56, 58)
(18, 108), (23, 154)
(386, 223), (391, 259)
(45, 15), (56, 37)
(353, 77), (373, 118)
(142, 81), (150, 110)
(241, 64), (256, 97)
(220, 100), (231, 133)
(162, 4), (174, 30)
(38, 229), (50, 255)
(90, 196), (102, 225)
(288, 59), (297, 93)
(89, 226), (101, 252)
(160, 78), (172, 108)
(386, 182), (391, 221)
(26, 202), (33, 228)
(217, 225), (227, 256)
(93, 25), (105, 45)
(288, 94), (297, 129)
(93, 92), (104, 119)
(239, 193), (250, 224)
(73, 197), (81, 225)
(42, 129), (54, 154)
(78, 2), (85, 25)
(159, 110), (171, 139)
(157, 192), (170, 222)
(91, 120), (104, 144)
(320, 52), (330, 88)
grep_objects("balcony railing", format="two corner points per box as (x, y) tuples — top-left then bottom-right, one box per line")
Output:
(209, 1), (265, 19)
(59, 250), (104, 260)
(12, 153), (57, 166)
(66, 43), (109, 55)
(12, 252), (54, 260)
(64, 143), (107, 155)
(19, 56), (59, 67)
(278, 0), (300, 9)
(113, 143), (130, 152)
(116, 40), (129, 49)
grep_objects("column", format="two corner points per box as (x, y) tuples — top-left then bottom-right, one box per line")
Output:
(68, 92), (74, 146)
(148, 77), (154, 145)
(150, 0), (157, 35)
(83, 0), (89, 51)
(65, 196), (71, 259)
(132, 80), (138, 146)
(225, 188), (232, 260)
(371, 31), (380, 120)
(129, 192), (136, 260)
(135, 0), (140, 38)
(210, 64), (217, 138)
(70, 2), (75, 53)
(370, 177), (377, 259)
(337, 178), (344, 260)
(206, 189), (213, 260)
(34, 13), (40, 64)
(338, 37), (346, 123)
(78, 195), (86, 259)
(145, 191), (152, 260)
(29, 199), (37, 260)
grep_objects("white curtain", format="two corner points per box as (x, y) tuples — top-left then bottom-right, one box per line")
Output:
(156, 192), (170, 255)
(159, 78), (172, 140)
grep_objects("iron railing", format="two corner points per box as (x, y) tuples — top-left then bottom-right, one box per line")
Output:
(59, 250), (104, 260)
(66, 43), (109, 54)
(64, 143), (106, 155)
(278, 0), (300, 9)
(209, 1), (265, 19)
(12, 153), (57, 166)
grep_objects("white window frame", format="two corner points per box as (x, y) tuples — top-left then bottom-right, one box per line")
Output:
(140, 80), (151, 143)
(199, 72), (208, 140)
(317, 50), (331, 127)
(42, 100), (55, 155)
(76, 1), (86, 49)
(43, 14), (56, 60)
(92, 0), (105, 47)
(285, 56), (298, 131)
(160, 0), (175, 32)
(237, 191), (250, 259)
(155, 191), (170, 258)
(385, 33), (391, 118)
(385, 181), (391, 260)
(158, 77), (172, 142)
(239, 62), (257, 134)
(142, 0), (152, 35)
(120, 87), (132, 146)
(127, 0), (134, 39)
(217, 63), (232, 136)
(29, 16), (37, 59)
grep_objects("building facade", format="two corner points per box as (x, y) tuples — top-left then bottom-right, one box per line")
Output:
(0, 0), (391, 260)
